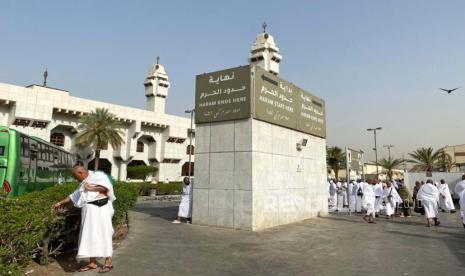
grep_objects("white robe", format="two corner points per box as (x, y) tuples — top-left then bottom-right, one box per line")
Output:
(361, 183), (376, 216)
(454, 180), (465, 199)
(455, 181), (465, 225)
(336, 182), (344, 210)
(383, 187), (402, 216)
(342, 182), (348, 206)
(373, 183), (384, 212)
(355, 183), (363, 213)
(348, 182), (355, 211)
(329, 182), (337, 207)
(69, 171), (115, 260)
(417, 183), (440, 219)
(460, 190), (465, 225)
(178, 181), (193, 218)
(438, 184), (455, 211)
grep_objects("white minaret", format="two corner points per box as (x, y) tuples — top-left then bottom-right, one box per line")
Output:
(248, 22), (282, 75)
(144, 57), (170, 113)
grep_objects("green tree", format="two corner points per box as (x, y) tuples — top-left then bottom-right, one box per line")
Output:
(75, 108), (124, 171)
(326, 146), (345, 179)
(378, 157), (404, 180)
(436, 150), (455, 172)
(407, 147), (441, 172)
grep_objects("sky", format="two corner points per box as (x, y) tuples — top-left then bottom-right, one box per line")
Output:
(1, 0), (465, 162)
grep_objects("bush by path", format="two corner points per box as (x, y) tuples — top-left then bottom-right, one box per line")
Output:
(0, 182), (139, 275)
(136, 181), (183, 196)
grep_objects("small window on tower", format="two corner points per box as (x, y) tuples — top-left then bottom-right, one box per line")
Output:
(136, 141), (144, 153)
(50, 133), (65, 147)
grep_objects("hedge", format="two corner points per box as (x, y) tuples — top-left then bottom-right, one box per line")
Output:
(136, 181), (183, 196)
(127, 165), (158, 180)
(0, 182), (139, 275)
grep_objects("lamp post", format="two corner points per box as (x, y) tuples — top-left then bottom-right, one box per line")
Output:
(367, 127), (382, 180)
(185, 109), (195, 177)
(360, 150), (365, 182)
(383, 144), (394, 160)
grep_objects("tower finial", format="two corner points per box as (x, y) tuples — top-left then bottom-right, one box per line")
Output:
(262, 22), (267, 33)
(156, 56), (160, 65)
(43, 68), (48, 87)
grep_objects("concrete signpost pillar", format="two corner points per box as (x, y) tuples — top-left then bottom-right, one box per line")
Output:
(192, 65), (328, 231)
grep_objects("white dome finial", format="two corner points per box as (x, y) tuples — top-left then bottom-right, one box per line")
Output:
(248, 24), (282, 75)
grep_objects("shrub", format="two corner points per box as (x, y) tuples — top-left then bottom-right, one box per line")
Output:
(127, 165), (158, 180)
(135, 181), (183, 196)
(0, 182), (138, 275)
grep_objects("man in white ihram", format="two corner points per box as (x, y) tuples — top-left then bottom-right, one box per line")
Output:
(455, 175), (465, 229)
(417, 179), (440, 227)
(362, 179), (376, 223)
(328, 180), (337, 208)
(173, 177), (193, 224)
(383, 181), (402, 219)
(438, 179), (455, 213)
(53, 165), (115, 273)
(373, 180), (384, 216)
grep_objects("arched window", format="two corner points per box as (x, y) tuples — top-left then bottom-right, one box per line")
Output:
(137, 141), (144, 152)
(186, 145), (194, 155)
(50, 133), (65, 146)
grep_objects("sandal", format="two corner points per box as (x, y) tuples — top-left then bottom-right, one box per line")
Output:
(99, 265), (114, 273)
(79, 264), (98, 272)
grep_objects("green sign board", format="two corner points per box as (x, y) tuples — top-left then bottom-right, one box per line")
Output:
(195, 66), (251, 123)
(253, 67), (326, 138)
(195, 65), (326, 138)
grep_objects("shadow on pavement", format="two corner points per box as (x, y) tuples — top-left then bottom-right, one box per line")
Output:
(131, 201), (179, 222)
(386, 229), (465, 268)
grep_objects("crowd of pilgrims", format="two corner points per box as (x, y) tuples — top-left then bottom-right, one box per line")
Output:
(328, 176), (465, 228)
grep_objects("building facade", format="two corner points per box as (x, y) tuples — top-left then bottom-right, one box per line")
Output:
(441, 144), (465, 173)
(0, 62), (195, 182)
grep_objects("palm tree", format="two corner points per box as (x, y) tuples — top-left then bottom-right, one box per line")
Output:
(378, 157), (404, 180)
(75, 108), (124, 171)
(407, 147), (441, 172)
(326, 146), (345, 179)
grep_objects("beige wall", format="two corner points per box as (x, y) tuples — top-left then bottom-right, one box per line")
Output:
(442, 145), (465, 173)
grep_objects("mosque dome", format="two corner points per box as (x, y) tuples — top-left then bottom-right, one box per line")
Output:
(250, 32), (280, 54)
(146, 62), (169, 82)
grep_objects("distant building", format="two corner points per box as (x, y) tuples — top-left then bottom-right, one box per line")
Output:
(0, 62), (195, 182)
(329, 163), (404, 181)
(440, 144), (465, 173)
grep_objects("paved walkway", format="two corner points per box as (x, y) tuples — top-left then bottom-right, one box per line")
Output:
(78, 200), (465, 276)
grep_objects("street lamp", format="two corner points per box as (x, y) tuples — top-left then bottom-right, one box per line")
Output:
(185, 109), (195, 178)
(383, 144), (394, 160)
(367, 127), (382, 180)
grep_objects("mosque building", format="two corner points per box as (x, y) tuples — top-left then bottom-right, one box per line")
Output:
(0, 27), (281, 182)
(0, 60), (195, 182)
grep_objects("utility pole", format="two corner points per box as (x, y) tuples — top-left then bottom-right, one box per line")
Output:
(185, 109), (195, 177)
(383, 144), (394, 160)
(367, 127), (382, 180)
